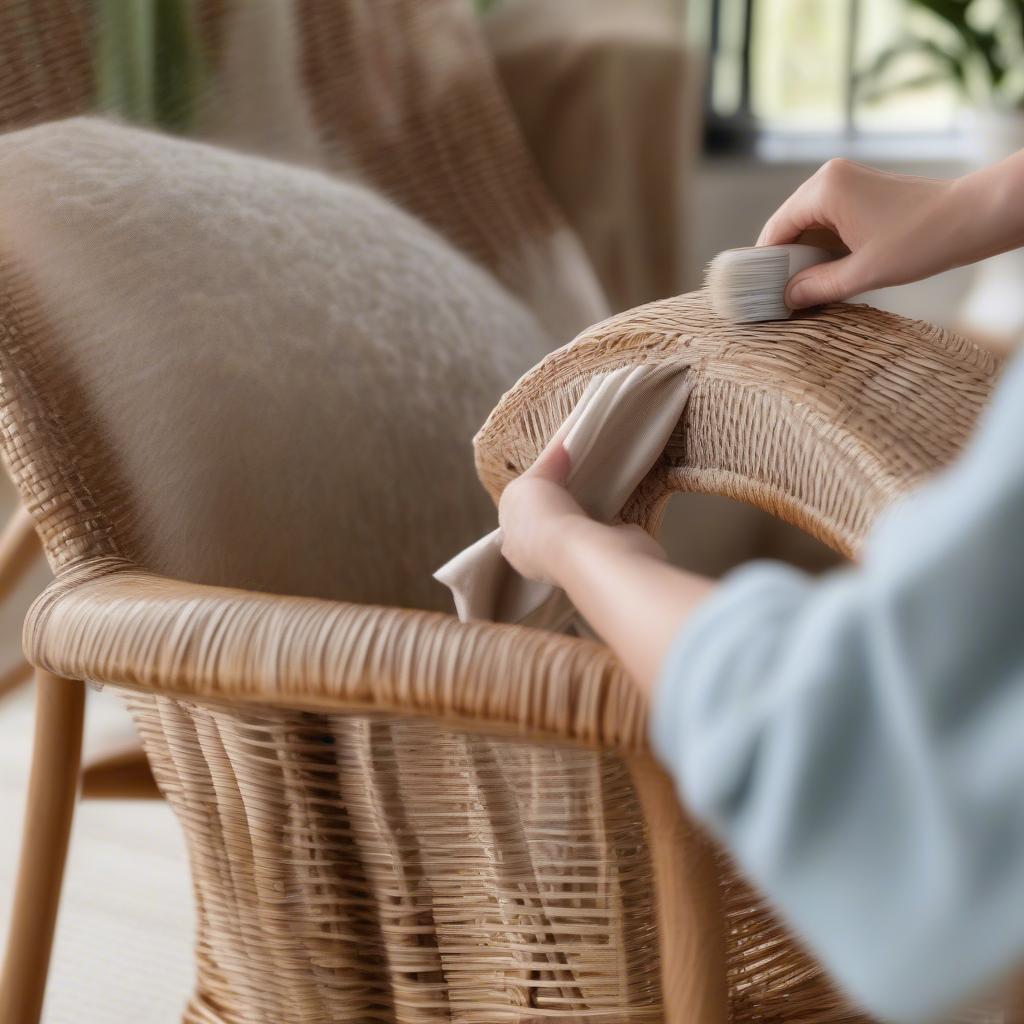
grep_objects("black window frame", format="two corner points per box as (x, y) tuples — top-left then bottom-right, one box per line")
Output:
(704, 0), (866, 154)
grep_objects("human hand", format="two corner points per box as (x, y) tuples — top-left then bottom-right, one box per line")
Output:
(498, 435), (666, 585)
(499, 432), (706, 693)
(758, 158), (956, 310)
(498, 436), (586, 585)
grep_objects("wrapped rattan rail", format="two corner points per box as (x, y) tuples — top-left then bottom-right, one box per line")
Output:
(24, 559), (647, 752)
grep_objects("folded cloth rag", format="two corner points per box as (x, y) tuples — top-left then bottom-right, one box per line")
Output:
(435, 362), (693, 628)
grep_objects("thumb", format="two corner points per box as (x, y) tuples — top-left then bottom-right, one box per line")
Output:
(785, 253), (868, 310)
(525, 437), (571, 484)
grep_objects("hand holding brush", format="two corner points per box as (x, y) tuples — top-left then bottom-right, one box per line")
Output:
(708, 154), (1024, 324)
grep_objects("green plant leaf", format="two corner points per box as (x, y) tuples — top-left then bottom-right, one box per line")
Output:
(856, 34), (969, 101)
(857, 0), (1024, 105)
(152, 0), (205, 133)
(95, 0), (156, 125)
(904, 0), (1004, 85)
(858, 70), (960, 104)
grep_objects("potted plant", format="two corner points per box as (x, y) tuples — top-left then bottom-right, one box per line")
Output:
(858, 0), (1024, 345)
(859, 0), (1024, 150)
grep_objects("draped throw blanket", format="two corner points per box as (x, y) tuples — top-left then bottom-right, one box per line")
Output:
(485, 0), (701, 310)
(0, 0), (608, 342)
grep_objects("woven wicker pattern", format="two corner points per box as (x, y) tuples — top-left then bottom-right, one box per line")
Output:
(4, 259), (1000, 1021)
(475, 292), (997, 556)
(25, 567), (644, 753)
(128, 695), (661, 1023)
(0, 0), (93, 133)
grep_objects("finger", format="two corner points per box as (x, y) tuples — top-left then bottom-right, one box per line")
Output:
(524, 438), (571, 484)
(757, 179), (823, 247)
(785, 253), (869, 309)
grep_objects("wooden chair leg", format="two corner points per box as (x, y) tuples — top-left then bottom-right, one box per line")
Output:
(629, 756), (729, 1024)
(0, 670), (84, 1024)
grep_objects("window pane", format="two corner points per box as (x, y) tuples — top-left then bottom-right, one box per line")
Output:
(854, 0), (961, 131)
(710, 0), (748, 117)
(750, 0), (849, 131)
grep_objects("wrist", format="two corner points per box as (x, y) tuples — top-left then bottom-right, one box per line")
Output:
(942, 173), (985, 265)
(548, 516), (667, 590)
(942, 163), (1023, 269)
(544, 515), (608, 587)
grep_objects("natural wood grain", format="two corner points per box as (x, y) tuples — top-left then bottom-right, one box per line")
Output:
(629, 756), (728, 1024)
(0, 671), (84, 1024)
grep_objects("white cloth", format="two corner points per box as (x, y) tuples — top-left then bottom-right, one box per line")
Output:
(435, 362), (694, 628)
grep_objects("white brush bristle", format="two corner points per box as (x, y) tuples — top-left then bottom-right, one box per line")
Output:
(706, 246), (792, 323)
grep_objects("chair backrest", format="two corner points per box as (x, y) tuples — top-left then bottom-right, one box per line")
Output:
(0, 116), (551, 609)
(475, 291), (999, 559)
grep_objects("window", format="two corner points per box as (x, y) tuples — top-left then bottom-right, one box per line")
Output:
(702, 0), (962, 153)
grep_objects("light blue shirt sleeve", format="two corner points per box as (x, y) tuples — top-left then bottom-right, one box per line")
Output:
(652, 350), (1024, 1023)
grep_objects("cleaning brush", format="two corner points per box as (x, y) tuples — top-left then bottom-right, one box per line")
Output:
(706, 244), (834, 323)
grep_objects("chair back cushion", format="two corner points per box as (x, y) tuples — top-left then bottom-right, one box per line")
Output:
(0, 117), (551, 608)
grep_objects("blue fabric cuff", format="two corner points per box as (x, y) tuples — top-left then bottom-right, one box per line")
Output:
(649, 559), (813, 784)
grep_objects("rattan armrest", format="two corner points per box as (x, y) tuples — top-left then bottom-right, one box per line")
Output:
(476, 292), (997, 557)
(24, 563), (647, 751)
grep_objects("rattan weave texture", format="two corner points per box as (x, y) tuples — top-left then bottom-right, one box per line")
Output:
(4, 274), (998, 1021)
(476, 292), (996, 556)
(0, 4), (1003, 1022)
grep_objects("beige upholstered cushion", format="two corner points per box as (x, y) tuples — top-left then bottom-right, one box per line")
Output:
(0, 117), (551, 609)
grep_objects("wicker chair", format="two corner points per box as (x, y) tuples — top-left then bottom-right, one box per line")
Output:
(0, 179), (998, 1024)
(0, 0), (620, 801)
